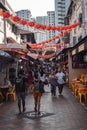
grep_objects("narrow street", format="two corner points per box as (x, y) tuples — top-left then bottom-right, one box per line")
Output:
(0, 85), (87, 130)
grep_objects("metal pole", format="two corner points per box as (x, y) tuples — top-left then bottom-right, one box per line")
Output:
(3, 17), (7, 44)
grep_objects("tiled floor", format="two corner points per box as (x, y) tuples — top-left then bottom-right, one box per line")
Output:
(0, 85), (87, 130)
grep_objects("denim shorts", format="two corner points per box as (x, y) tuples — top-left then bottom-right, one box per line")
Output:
(17, 92), (25, 100)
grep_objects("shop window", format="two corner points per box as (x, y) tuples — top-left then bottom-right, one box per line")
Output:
(78, 13), (82, 25)
(78, 36), (82, 42)
(83, 54), (87, 62)
(73, 36), (76, 45)
(72, 54), (87, 68)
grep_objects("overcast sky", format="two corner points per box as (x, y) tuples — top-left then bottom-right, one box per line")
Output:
(8, 0), (54, 17)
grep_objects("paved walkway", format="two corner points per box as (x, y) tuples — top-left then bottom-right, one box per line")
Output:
(0, 85), (87, 130)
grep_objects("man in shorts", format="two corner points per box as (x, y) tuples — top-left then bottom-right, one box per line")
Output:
(15, 73), (27, 114)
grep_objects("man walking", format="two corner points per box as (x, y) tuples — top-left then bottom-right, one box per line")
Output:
(15, 72), (27, 114)
(56, 69), (65, 95)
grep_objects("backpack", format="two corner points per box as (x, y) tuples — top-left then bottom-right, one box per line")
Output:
(15, 77), (23, 92)
(34, 81), (40, 92)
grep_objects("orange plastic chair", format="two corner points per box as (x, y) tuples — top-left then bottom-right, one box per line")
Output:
(78, 88), (87, 103)
(6, 87), (17, 102)
(0, 92), (3, 100)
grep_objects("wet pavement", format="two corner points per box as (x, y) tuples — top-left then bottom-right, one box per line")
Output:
(0, 85), (87, 130)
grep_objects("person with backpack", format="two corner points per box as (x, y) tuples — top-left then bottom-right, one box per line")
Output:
(15, 72), (28, 114)
(32, 74), (43, 115)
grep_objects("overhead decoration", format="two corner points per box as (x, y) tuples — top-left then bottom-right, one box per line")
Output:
(0, 9), (80, 31)
(0, 9), (81, 59)
(38, 52), (56, 59)
(29, 42), (64, 49)
(28, 29), (72, 48)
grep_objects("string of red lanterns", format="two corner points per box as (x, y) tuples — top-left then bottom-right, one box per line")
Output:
(0, 9), (80, 59)
(28, 29), (72, 48)
(29, 42), (64, 49)
(38, 52), (56, 59)
(0, 9), (80, 31)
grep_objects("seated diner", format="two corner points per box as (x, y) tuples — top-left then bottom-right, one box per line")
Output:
(0, 77), (12, 101)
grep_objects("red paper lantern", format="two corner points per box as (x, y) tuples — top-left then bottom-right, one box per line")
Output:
(55, 26), (61, 30)
(51, 26), (56, 30)
(20, 19), (27, 25)
(28, 22), (35, 27)
(34, 24), (41, 29)
(64, 25), (69, 30)
(40, 25), (46, 30)
(3, 11), (10, 18)
(52, 37), (56, 40)
(13, 16), (21, 22)
(46, 26), (51, 30)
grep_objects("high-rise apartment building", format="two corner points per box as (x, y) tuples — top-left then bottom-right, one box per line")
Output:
(16, 9), (32, 31)
(35, 16), (48, 43)
(55, 0), (70, 36)
(47, 11), (55, 44)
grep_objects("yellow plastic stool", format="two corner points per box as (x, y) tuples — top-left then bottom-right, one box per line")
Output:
(6, 88), (17, 102)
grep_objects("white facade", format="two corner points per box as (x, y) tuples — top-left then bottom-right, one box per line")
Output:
(68, 0), (82, 47)
(0, 16), (4, 43)
(16, 9), (32, 32)
(0, 0), (20, 44)
(35, 16), (48, 43)
(81, 0), (87, 38)
(47, 11), (55, 44)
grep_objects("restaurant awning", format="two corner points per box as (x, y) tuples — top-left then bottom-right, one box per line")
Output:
(0, 43), (27, 54)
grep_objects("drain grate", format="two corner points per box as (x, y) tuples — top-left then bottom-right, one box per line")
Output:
(18, 111), (54, 120)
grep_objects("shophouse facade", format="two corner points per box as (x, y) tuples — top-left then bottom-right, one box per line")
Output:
(65, 0), (87, 83)
(56, 0), (87, 85)
(0, 0), (21, 83)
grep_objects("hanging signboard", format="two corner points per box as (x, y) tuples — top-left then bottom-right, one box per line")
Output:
(78, 44), (84, 52)
(71, 49), (76, 55)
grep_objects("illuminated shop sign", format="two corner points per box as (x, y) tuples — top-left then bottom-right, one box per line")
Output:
(78, 44), (84, 52)
(72, 49), (76, 55)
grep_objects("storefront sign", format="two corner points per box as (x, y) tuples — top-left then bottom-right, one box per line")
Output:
(72, 49), (76, 55)
(78, 44), (84, 52)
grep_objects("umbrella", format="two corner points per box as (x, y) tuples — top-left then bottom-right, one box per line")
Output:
(0, 50), (12, 58)
(0, 50), (14, 63)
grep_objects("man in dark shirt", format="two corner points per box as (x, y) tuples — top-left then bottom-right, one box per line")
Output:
(15, 74), (27, 114)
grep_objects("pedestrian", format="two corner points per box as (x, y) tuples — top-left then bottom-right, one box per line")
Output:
(15, 72), (28, 114)
(55, 69), (65, 95)
(27, 71), (34, 94)
(39, 70), (46, 93)
(49, 71), (57, 96)
(32, 74), (43, 115)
